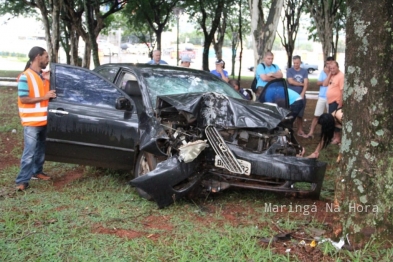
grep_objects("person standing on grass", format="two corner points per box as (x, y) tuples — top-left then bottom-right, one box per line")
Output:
(15, 46), (56, 191)
(305, 56), (335, 138)
(286, 55), (309, 137)
(323, 61), (344, 144)
(255, 51), (283, 97)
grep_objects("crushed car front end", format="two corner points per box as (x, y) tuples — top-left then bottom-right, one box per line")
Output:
(131, 92), (326, 208)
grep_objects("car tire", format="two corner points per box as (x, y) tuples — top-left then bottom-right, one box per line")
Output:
(308, 68), (314, 74)
(134, 152), (158, 200)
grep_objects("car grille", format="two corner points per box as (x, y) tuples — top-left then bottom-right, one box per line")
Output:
(205, 126), (244, 174)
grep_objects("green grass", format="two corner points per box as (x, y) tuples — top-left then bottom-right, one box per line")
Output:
(1, 83), (392, 261)
(0, 70), (21, 78)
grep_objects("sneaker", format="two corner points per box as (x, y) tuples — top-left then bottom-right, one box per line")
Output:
(32, 173), (51, 181)
(16, 183), (30, 191)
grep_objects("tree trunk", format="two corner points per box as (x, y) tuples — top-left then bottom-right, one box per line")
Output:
(307, 0), (343, 61)
(336, 0), (393, 245)
(249, 0), (284, 64)
(237, 2), (243, 82)
(199, 0), (225, 71)
(278, 0), (304, 69)
(69, 26), (80, 66)
(230, 32), (238, 77)
(202, 39), (212, 71)
(213, 10), (227, 60)
(85, 0), (99, 68)
(83, 41), (92, 69)
(155, 28), (163, 51)
(36, 0), (61, 63)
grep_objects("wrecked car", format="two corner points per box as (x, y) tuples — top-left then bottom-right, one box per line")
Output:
(45, 63), (326, 208)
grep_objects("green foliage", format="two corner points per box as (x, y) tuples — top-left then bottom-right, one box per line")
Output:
(121, 0), (181, 49)
(0, 0), (37, 17)
(0, 71), (20, 78)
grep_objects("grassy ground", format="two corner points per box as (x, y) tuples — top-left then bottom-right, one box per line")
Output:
(0, 70), (20, 77)
(1, 75), (392, 261)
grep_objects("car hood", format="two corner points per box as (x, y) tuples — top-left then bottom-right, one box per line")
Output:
(156, 92), (290, 130)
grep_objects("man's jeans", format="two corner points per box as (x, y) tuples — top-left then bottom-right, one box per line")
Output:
(15, 126), (47, 185)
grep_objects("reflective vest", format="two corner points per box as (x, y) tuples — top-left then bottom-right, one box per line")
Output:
(18, 68), (50, 126)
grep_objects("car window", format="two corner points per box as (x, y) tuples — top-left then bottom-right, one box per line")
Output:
(94, 66), (120, 82)
(118, 72), (138, 89)
(54, 65), (123, 108)
(141, 69), (243, 107)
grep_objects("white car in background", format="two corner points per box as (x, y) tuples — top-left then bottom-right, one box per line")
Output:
(98, 42), (119, 56)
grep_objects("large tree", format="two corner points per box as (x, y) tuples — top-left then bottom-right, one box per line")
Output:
(62, 0), (126, 68)
(185, 0), (227, 71)
(226, 0), (250, 78)
(0, 0), (62, 63)
(306, 0), (345, 61)
(249, 0), (284, 65)
(277, 0), (305, 69)
(335, 0), (393, 245)
(123, 0), (180, 52)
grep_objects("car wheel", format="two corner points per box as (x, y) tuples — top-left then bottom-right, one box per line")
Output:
(308, 69), (314, 74)
(134, 152), (158, 200)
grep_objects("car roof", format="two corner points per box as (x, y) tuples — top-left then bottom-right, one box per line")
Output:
(95, 63), (206, 74)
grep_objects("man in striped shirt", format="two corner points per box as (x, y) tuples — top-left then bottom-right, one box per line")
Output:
(15, 46), (56, 191)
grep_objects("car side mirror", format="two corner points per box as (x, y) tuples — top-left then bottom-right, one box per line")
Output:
(116, 97), (133, 111)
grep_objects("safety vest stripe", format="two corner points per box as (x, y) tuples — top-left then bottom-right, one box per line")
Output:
(21, 116), (47, 122)
(26, 71), (41, 98)
(19, 107), (48, 113)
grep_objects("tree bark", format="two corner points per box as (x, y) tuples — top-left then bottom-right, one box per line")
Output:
(249, 0), (284, 64)
(237, 2), (243, 82)
(213, 9), (227, 60)
(34, 0), (61, 63)
(336, 0), (393, 245)
(198, 0), (225, 71)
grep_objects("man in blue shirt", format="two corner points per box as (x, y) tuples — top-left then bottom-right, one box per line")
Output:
(255, 51), (283, 97)
(210, 59), (229, 82)
(305, 57), (334, 138)
(147, 50), (168, 65)
(286, 55), (308, 136)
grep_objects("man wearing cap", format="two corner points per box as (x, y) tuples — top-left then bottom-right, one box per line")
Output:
(180, 55), (191, 68)
(210, 59), (229, 82)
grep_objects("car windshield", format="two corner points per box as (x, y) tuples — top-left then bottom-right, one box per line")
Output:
(141, 68), (243, 107)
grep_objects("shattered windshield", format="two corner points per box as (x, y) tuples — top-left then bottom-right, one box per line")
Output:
(141, 69), (243, 107)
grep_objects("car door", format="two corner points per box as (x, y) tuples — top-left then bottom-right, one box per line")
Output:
(45, 63), (139, 170)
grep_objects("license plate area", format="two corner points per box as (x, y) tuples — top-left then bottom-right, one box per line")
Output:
(214, 155), (251, 176)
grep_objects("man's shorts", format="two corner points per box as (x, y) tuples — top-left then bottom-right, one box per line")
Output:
(314, 98), (328, 117)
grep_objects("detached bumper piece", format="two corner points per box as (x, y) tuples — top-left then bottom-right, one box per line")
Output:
(130, 156), (203, 208)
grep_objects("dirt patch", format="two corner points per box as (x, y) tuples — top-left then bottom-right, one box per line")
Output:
(0, 133), (21, 170)
(142, 215), (174, 231)
(52, 167), (86, 190)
